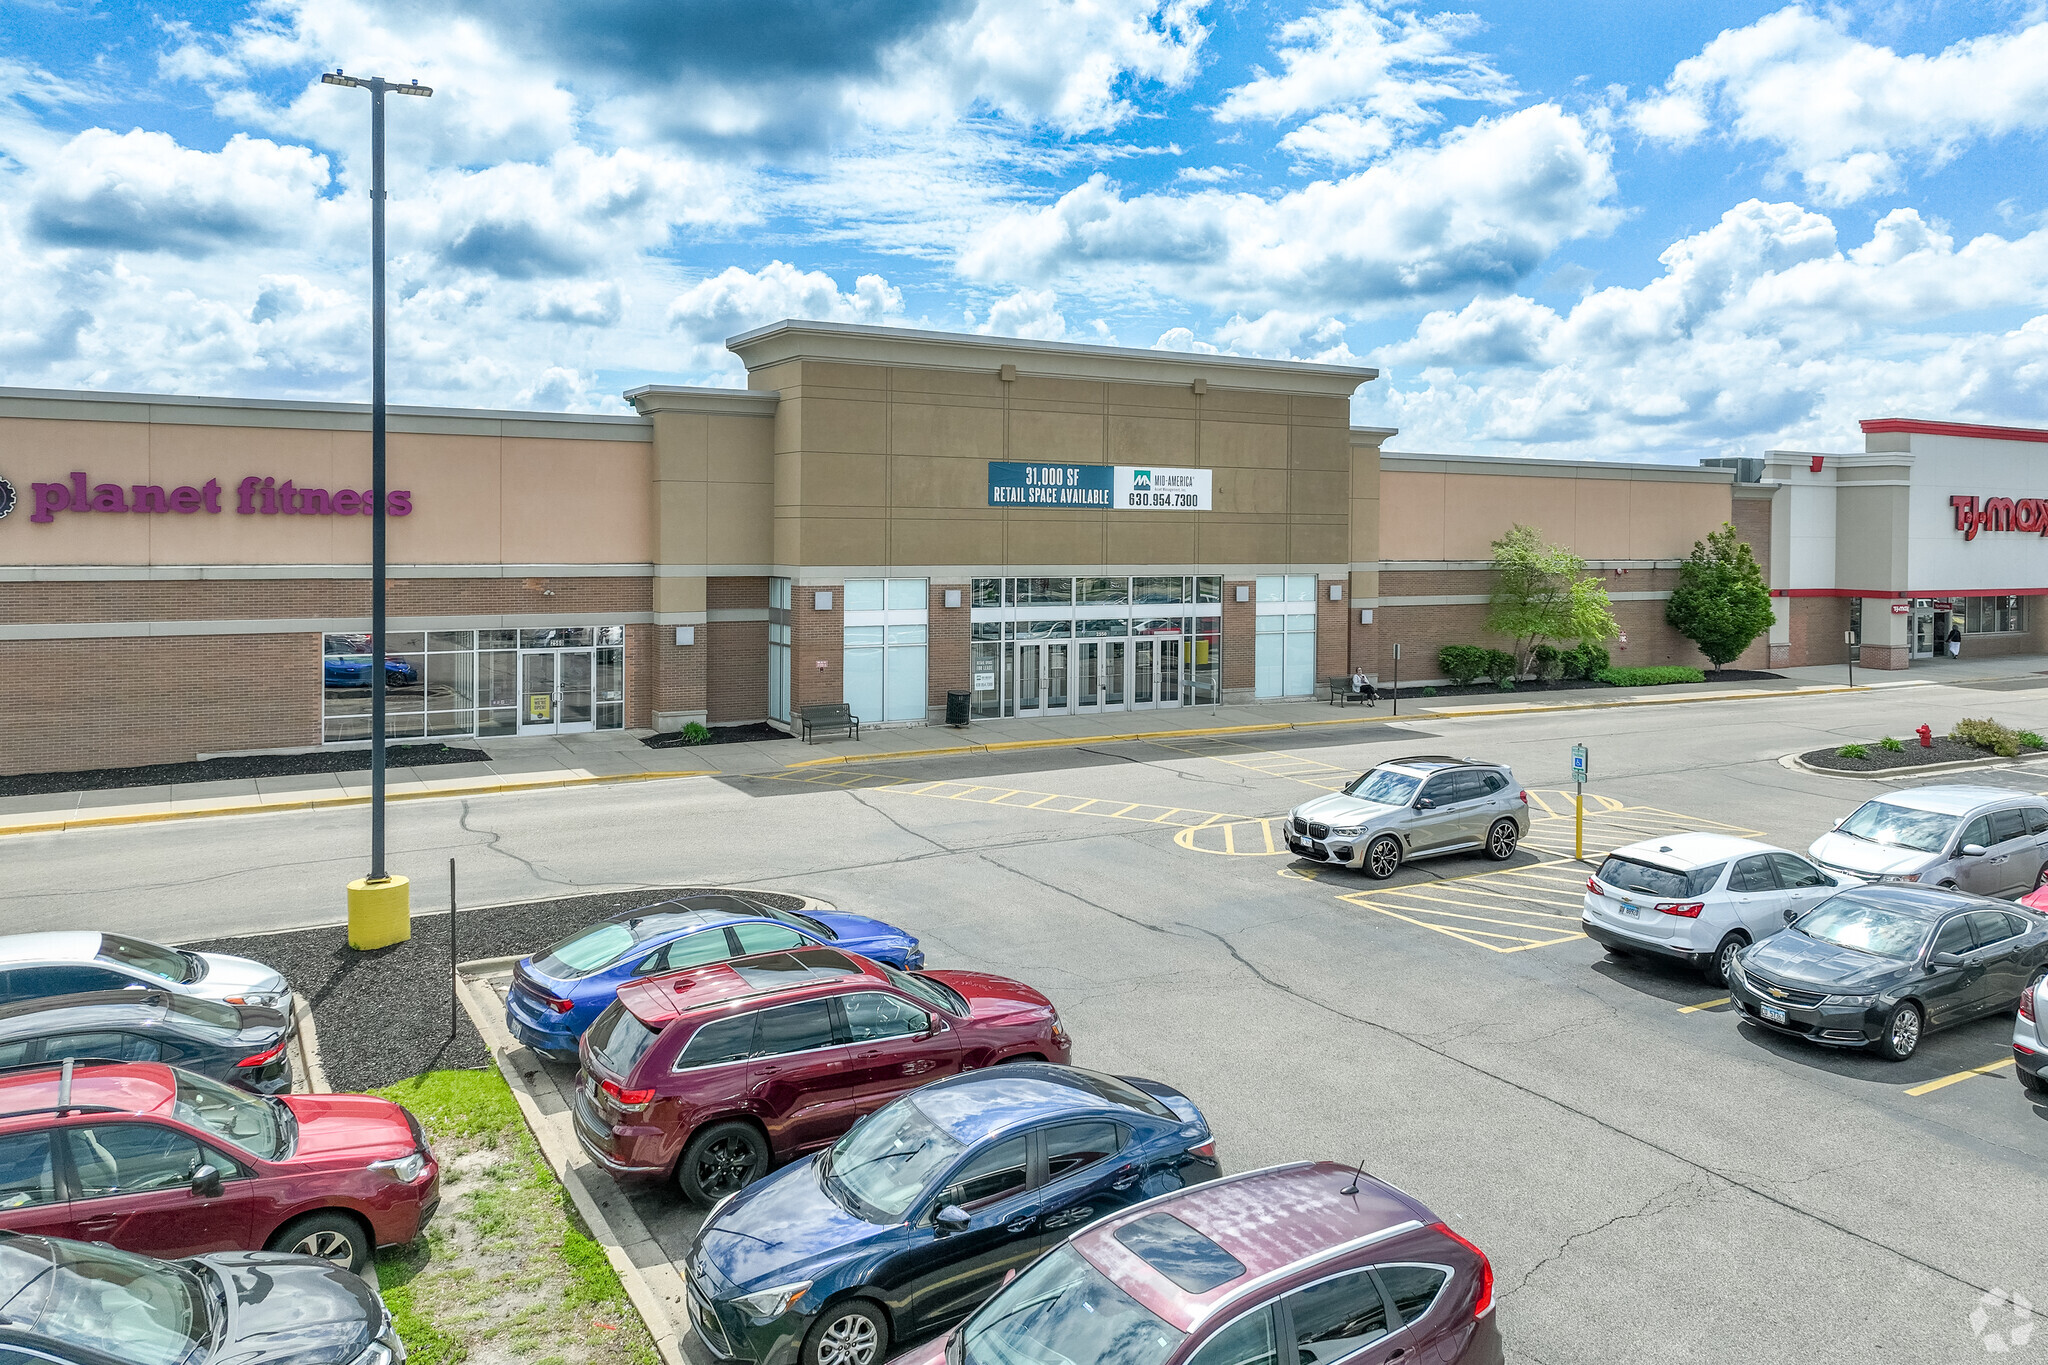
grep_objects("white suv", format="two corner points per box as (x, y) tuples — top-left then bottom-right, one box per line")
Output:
(1581, 833), (1858, 985)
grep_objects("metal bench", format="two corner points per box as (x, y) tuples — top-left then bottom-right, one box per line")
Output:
(799, 703), (861, 743)
(1325, 675), (1378, 707)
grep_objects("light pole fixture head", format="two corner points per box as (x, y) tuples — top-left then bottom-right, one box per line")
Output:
(320, 70), (432, 96)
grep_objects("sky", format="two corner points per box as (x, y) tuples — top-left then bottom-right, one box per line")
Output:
(5, 1), (2048, 462)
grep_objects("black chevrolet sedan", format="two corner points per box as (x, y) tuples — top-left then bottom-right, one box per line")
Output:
(0, 989), (292, 1094)
(1728, 885), (2048, 1060)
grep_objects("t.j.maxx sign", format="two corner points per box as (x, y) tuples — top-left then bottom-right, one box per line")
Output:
(1951, 494), (2048, 540)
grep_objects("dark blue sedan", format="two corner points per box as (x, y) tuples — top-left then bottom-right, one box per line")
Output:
(323, 656), (419, 686)
(684, 1064), (1219, 1365)
(507, 893), (924, 1060)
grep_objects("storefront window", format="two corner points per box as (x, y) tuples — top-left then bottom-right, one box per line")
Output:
(1195, 576), (1222, 604)
(843, 581), (929, 723)
(769, 578), (792, 725)
(1077, 577), (1129, 605)
(1133, 575), (1184, 604)
(323, 625), (623, 743)
(972, 578), (1002, 607)
(1014, 577), (1074, 606)
(1252, 577), (1316, 698)
(1963, 595), (2026, 634)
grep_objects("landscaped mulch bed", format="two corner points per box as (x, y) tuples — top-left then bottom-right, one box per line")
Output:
(1384, 669), (1781, 702)
(181, 887), (806, 1093)
(1, 743), (488, 798)
(642, 720), (792, 749)
(1798, 737), (2044, 772)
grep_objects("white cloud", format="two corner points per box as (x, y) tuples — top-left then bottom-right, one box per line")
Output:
(1153, 326), (1219, 353)
(666, 261), (905, 353)
(1218, 0), (1515, 167)
(1628, 6), (2048, 205)
(973, 288), (1067, 340)
(962, 103), (1619, 314)
(527, 280), (625, 327)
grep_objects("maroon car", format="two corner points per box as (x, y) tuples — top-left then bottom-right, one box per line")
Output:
(573, 946), (1072, 1203)
(0, 1059), (438, 1273)
(891, 1160), (1501, 1365)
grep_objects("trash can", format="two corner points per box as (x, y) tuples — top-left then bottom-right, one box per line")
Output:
(945, 690), (971, 727)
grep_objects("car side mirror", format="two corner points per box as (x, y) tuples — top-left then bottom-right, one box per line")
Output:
(1414, 798), (1434, 810)
(1001, 1268), (1019, 1288)
(1962, 844), (1989, 858)
(190, 1164), (222, 1199)
(1930, 951), (1964, 968)
(934, 1205), (971, 1235)
(1831, 817), (1844, 830)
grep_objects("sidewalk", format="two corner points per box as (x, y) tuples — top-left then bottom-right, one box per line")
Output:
(9, 658), (2044, 837)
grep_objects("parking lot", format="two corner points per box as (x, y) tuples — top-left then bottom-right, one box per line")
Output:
(14, 680), (2048, 1363)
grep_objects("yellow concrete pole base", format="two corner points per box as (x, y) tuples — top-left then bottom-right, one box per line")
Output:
(347, 875), (412, 949)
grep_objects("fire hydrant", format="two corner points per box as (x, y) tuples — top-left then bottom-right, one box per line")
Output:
(1916, 724), (1933, 748)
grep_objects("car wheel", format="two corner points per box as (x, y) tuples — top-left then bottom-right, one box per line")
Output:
(2036, 864), (2048, 890)
(1876, 1001), (1923, 1062)
(268, 1211), (371, 1273)
(1363, 835), (1402, 880)
(803, 1299), (889, 1365)
(1704, 933), (1747, 988)
(678, 1121), (769, 1205)
(1483, 818), (1519, 861)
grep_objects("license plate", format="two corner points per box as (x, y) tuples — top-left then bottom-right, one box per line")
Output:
(1760, 1003), (1787, 1025)
(1616, 903), (1640, 918)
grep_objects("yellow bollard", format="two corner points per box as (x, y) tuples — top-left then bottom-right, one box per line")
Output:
(347, 875), (412, 949)
(1575, 783), (1584, 861)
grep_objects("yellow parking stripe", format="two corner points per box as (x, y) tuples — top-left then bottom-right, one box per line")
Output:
(1905, 1056), (2017, 1096)
(1677, 997), (1732, 1014)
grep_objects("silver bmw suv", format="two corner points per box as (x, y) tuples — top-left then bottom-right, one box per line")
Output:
(1286, 755), (1531, 879)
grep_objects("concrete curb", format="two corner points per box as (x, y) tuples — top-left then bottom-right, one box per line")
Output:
(781, 683), (1867, 769)
(454, 966), (691, 1365)
(0, 767), (718, 838)
(1778, 749), (2048, 781)
(288, 991), (332, 1095)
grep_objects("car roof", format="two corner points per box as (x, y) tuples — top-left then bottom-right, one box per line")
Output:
(602, 893), (784, 931)
(0, 1061), (177, 1125)
(1381, 755), (1498, 772)
(904, 1065), (1152, 1146)
(0, 933), (104, 967)
(0, 991), (175, 1032)
(1070, 1162), (1435, 1332)
(1825, 884), (1995, 919)
(616, 947), (879, 1027)
(1878, 786), (2044, 816)
(1609, 832), (1780, 868)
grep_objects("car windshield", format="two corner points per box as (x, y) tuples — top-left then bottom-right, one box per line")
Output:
(173, 1069), (284, 1159)
(96, 934), (194, 984)
(586, 1002), (661, 1079)
(877, 962), (968, 1015)
(1836, 801), (1959, 854)
(0, 1237), (209, 1365)
(758, 904), (836, 939)
(532, 922), (648, 977)
(165, 994), (243, 1032)
(1794, 896), (1930, 961)
(1343, 768), (1422, 805)
(1596, 856), (1725, 899)
(958, 1245), (1185, 1365)
(822, 1096), (965, 1223)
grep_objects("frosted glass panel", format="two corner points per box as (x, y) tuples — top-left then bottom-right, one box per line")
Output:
(885, 645), (927, 722)
(1283, 633), (1315, 696)
(844, 648), (884, 724)
(1255, 634), (1282, 699)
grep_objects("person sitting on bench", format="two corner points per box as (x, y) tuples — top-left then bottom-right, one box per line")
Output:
(1351, 670), (1378, 703)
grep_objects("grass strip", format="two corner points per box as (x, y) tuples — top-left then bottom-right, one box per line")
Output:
(372, 1069), (658, 1365)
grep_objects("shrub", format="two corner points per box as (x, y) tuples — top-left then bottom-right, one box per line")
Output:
(1437, 645), (1488, 685)
(1879, 736), (1904, 752)
(1952, 717), (2023, 757)
(1837, 744), (1870, 759)
(1421, 687), (1437, 697)
(1531, 643), (1563, 681)
(1481, 648), (1517, 686)
(1595, 666), (1707, 686)
(680, 721), (712, 746)
(2022, 731), (2046, 750)
(1499, 679), (1515, 691)
(1562, 641), (1611, 680)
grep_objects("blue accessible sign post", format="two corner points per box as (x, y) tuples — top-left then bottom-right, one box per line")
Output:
(1571, 743), (1589, 860)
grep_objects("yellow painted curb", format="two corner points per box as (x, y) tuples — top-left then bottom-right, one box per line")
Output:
(0, 768), (718, 837)
(780, 684), (1865, 769)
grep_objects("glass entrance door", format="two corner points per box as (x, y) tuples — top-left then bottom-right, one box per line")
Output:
(1128, 634), (1183, 710)
(1016, 644), (1043, 716)
(1157, 636), (1183, 708)
(1911, 609), (1936, 659)
(518, 650), (597, 734)
(1076, 642), (1100, 710)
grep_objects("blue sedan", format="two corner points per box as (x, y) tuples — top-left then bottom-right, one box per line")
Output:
(506, 893), (923, 1059)
(323, 656), (418, 686)
(684, 1064), (1219, 1365)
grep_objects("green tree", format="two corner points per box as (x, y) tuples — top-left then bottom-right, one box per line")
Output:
(1666, 522), (1774, 672)
(1485, 524), (1618, 677)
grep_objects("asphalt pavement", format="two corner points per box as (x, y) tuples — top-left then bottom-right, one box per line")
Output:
(12, 677), (2048, 1364)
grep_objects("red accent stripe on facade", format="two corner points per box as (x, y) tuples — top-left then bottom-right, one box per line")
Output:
(1860, 417), (2048, 444)
(1770, 588), (2048, 598)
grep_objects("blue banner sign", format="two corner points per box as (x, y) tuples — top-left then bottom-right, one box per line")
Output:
(987, 462), (1114, 508)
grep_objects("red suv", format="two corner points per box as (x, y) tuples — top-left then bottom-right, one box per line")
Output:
(892, 1160), (1501, 1365)
(573, 946), (1071, 1203)
(0, 1059), (438, 1273)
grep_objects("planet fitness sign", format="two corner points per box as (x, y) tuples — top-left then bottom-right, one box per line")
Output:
(24, 472), (412, 525)
(1950, 494), (2048, 541)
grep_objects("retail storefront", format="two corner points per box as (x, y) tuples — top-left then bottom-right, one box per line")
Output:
(3, 320), (1803, 775)
(1763, 419), (2048, 669)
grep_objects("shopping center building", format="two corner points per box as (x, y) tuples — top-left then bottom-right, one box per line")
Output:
(2, 319), (2027, 775)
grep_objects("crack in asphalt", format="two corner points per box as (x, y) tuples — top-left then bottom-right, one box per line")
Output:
(974, 848), (1181, 937)
(1502, 1175), (1715, 1299)
(1180, 922), (2001, 1300)
(457, 800), (579, 889)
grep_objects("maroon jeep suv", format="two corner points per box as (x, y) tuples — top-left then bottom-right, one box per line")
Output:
(572, 946), (1071, 1203)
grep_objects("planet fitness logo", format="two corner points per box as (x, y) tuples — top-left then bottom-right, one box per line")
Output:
(0, 473), (15, 521)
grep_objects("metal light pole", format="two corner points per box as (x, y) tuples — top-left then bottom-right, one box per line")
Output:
(327, 69), (432, 949)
